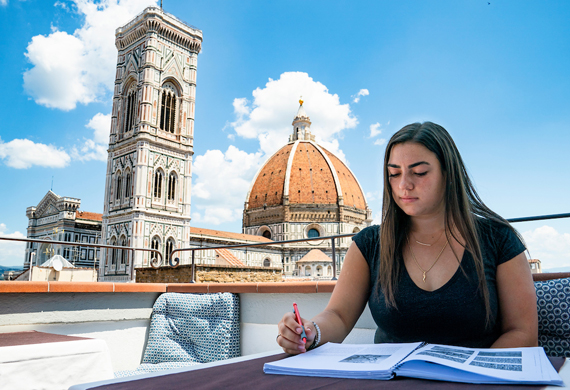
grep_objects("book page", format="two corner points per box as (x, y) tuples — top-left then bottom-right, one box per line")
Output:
(264, 342), (422, 378)
(397, 344), (562, 384)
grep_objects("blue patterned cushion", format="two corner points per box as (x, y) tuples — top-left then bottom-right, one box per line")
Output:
(115, 292), (240, 377)
(535, 277), (570, 357)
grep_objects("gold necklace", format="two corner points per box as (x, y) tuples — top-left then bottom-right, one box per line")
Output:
(413, 229), (444, 247)
(408, 237), (449, 283)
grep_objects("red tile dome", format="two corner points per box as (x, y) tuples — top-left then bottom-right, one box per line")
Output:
(245, 140), (367, 211)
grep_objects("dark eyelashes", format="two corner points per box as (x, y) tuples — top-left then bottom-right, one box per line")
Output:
(388, 172), (427, 178)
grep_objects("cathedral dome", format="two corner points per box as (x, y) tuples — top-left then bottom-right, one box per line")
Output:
(244, 100), (368, 215)
(244, 140), (367, 211)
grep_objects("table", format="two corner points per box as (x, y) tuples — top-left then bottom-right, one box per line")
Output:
(0, 331), (114, 390)
(70, 350), (567, 390)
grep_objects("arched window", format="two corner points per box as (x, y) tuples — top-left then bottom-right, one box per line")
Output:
(165, 238), (175, 263)
(167, 172), (176, 202)
(263, 258), (271, 267)
(308, 228), (320, 238)
(159, 84), (177, 134)
(316, 265), (323, 276)
(120, 236), (127, 265)
(304, 266), (311, 276)
(124, 171), (131, 199)
(151, 236), (160, 263)
(153, 170), (163, 199)
(262, 230), (271, 239)
(123, 84), (137, 134)
(116, 172), (122, 202)
(110, 238), (117, 265)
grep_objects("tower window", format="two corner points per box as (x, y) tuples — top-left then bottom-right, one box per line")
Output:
(116, 173), (122, 202)
(262, 230), (272, 239)
(165, 238), (175, 262)
(123, 86), (137, 134)
(110, 237), (117, 265)
(154, 170), (163, 199)
(167, 172), (176, 202)
(160, 85), (177, 134)
(120, 236), (127, 265)
(151, 236), (160, 264)
(124, 172), (131, 199)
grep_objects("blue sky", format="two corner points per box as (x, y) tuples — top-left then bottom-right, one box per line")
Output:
(1, 0), (569, 269)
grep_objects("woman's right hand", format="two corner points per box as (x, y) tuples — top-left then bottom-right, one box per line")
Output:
(276, 311), (315, 354)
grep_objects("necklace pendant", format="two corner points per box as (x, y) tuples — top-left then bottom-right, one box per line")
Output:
(422, 272), (426, 282)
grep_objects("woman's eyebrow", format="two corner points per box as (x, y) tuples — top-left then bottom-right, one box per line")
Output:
(387, 161), (430, 169)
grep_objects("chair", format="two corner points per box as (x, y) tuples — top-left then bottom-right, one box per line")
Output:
(115, 292), (240, 377)
(535, 276), (570, 357)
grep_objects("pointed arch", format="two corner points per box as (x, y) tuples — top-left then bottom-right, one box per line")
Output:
(124, 168), (132, 199)
(110, 237), (117, 266)
(167, 171), (177, 202)
(158, 80), (181, 134)
(122, 79), (138, 135)
(119, 235), (128, 265)
(165, 237), (176, 263)
(153, 168), (164, 200)
(115, 169), (123, 203)
(150, 235), (161, 264)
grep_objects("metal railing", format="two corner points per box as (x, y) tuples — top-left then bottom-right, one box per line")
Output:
(1, 211), (568, 282)
(0, 237), (163, 281)
(166, 233), (356, 282)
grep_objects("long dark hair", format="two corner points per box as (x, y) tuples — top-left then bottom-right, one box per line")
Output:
(379, 122), (518, 325)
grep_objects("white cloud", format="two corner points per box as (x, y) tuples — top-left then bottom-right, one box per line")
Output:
(0, 136), (71, 169)
(365, 191), (382, 202)
(352, 88), (369, 103)
(369, 122), (382, 138)
(522, 225), (570, 270)
(0, 0), (8, 6)
(0, 223), (26, 267)
(374, 138), (387, 146)
(193, 72), (358, 226)
(23, 0), (157, 110)
(70, 112), (111, 162)
(230, 72), (357, 158)
(191, 146), (263, 225)
(71, 139), (108, 162)
(371, 212), (383, 226)
(87, 112), (111, 144)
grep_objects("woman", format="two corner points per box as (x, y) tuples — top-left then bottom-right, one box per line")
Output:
(277, 122), (537, 355)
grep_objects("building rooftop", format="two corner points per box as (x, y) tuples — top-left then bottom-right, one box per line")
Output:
(76, 211), (103, 222)
(296, 249), (333, 263)
(190, 227), (273, 243)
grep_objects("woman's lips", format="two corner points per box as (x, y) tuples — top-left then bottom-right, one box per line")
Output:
(400, 197), (418, 203)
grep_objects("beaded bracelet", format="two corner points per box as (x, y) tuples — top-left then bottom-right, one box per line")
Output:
(307, 321), (321, 350)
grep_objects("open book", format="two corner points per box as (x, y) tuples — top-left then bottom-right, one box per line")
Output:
(264, 342), (564, 386)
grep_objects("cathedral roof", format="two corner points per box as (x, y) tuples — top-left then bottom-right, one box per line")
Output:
(296, 249), (332, 263)
(189, 226), (272, 243)
(76, 211), (103, 222)
(245, 141), (367, 211)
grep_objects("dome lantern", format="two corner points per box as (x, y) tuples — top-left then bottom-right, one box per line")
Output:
(289, 98), (315, 142)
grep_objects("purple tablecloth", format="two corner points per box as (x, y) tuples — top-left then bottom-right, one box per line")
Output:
(88, 353), (566, 390)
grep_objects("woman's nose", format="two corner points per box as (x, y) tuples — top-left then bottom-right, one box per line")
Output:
(399, 173), (413, 190)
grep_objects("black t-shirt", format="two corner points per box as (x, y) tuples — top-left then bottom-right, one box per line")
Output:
(352, 218), (526, 348)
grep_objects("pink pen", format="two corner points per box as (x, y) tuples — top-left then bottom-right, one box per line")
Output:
(292, 302), (307, 344)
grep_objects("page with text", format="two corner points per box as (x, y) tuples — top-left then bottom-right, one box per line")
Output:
(395, 344), (563, 385)
(264, 342), (423, 379)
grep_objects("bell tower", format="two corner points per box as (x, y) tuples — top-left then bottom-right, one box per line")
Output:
(101, 7), (202, 281)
